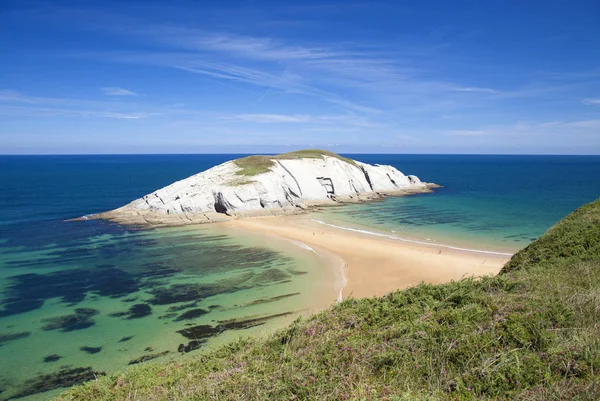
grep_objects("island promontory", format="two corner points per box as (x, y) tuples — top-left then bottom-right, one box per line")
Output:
(91, 150), (436, 226)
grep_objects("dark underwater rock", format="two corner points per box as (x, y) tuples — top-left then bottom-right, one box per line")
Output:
(158, 313), (177, 320)
(0, 267), (138, 317)
(176, 311), (295, 342)
(109, 303), (152, 319)
(244, 292), (300, 307)
(128, 350), (170, 365)
(41, 308), (98, 332)
(0, 331), (30, 344)
(149, 272), (254, 305)
(174, 308), (209, 321)
(167, 302), (198, 312)
(43, 354), (62, 363)
(219, 311), (295, 331)
(177, 340), (206, 353)
(251, 268), (291, 285)
(176, 324), (222, 340)
(80, 346), (102, 354)
(10, 367), (104, 399)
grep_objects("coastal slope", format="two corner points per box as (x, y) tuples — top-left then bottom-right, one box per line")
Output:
(93, 150), (435, 226)
(60, 199), (600, 400)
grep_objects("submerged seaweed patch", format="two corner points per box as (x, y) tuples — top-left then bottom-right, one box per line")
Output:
(80, 346), (102, 354)
(128, 351), (170, 365)
(243, 292), (301, 307)
(178, 340), (206, 353)
(176, 324), (222, 341)
(174, 308), (209, 321)
(0, 268), (138, 317)
(108, 303), (152, 319)
(41, 308), (99, 332)
(43, 354), (61, 363)
(149, 272), (255, 305)
(0, 331), (30, 344)
(9, 367), (104, 399)
(167, 302), (198, 312)
(176, 312), (296, 341)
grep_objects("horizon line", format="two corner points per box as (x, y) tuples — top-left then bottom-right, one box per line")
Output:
(2, 152), (600, 157)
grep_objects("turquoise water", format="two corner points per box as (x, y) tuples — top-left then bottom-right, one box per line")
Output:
(322, 155), (600, 253)
(1, 154), (599, 399)
(0, 155), (335, 400)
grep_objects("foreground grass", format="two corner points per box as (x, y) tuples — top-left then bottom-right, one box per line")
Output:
(60, 199), (600, 400)
(233, 149), (358, 176)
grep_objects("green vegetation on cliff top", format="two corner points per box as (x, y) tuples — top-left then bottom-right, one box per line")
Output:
(233, 149), (358, 176)
(60, 199), (600, 400)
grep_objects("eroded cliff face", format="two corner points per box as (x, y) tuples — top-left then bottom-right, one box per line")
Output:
(93, 155), (435, 226)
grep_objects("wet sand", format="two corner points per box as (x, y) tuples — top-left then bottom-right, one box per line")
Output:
(219, 213), (510, 300)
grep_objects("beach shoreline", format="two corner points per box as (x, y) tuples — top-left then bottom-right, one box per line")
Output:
(217, 213), (510, 300)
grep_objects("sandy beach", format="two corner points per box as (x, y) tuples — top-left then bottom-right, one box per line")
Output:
(219, 213), (510, 300)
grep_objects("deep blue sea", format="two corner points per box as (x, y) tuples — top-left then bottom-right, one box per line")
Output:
(1, 154), (599, 400)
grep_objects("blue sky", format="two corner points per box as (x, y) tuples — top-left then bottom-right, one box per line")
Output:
(1, 0), (599, 154)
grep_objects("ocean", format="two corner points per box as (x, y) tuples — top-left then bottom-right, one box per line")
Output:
(1, 154), (599, 399)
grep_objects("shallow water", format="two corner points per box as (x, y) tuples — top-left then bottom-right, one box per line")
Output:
(1, 154), (599, 399)
(321, 154), (600, 253)
(0, 222), (332, 400)
(0, 155), (337, 400)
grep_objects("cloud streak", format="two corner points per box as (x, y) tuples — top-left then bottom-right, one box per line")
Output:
(102, 87), (137, 96)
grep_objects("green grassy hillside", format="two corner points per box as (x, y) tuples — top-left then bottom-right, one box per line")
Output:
(59, 199), (600, 400)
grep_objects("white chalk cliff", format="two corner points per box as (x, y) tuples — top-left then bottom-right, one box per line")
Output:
(94, 151), (436, 226)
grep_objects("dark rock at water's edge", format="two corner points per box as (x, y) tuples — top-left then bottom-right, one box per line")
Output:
(128, 351), (170, 365)
(176, 311), (296, 341)
(9, 367), (104, 399)
(178, 340), (206, 353)
(219, 311), (295, 331)
(176, 324), (222, 341)
(80, 346), (102, 354)
(0, 331), (30, 345)
(109, 303), (152, 319)
(41, 308), (98, 332)
(174, 308), (209, 321)
(118, 336), (134, 342)
(43, 354), (62, 363)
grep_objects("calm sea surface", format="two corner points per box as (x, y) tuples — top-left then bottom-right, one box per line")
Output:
(1, 154), (599, 399)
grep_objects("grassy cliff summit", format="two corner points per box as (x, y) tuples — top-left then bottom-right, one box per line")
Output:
(60, 199), (600, 400)
(233, 149), (358, 176)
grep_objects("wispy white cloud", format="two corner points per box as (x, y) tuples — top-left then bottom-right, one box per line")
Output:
(101, 86), (137, 96)
(0, 89), (154, 119)
(582, 98), (600, 106)
(0, 104), (153, 119)
(448, 86), (499, 94)
(0, 90), (51, 104)
(443, 129), (490, 136)
(230, 114), (311, 123)
(566, 119), (600, 128)
(222, 113), (384, 128)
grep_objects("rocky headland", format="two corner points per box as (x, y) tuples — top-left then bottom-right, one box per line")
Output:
(87, 150), (437, 226)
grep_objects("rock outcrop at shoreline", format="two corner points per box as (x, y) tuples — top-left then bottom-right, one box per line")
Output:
(88, 150), (437, 226)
